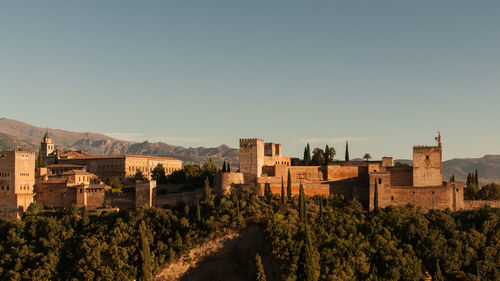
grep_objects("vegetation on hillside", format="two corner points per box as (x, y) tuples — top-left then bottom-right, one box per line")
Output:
(264, 194), (500, 281)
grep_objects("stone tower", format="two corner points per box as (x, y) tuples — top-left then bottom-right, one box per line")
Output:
(41, 131), (54, 157)
(239, 138), (264, 182)
(0, 150), (36, 219)
(412, 138), (442, 187)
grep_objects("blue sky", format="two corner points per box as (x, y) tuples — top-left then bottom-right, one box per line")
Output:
(1, 1), (499, 160)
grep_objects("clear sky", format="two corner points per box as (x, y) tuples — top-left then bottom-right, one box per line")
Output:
(1, 1), (499, 160)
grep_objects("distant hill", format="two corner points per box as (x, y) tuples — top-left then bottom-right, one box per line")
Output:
(0, 118), (239, 165)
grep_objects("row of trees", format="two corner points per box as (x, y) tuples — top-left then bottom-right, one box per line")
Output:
(260, 192), (500, 281)
(302, 141), (371, 165)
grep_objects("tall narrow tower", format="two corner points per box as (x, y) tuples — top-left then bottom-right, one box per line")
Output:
(41, 131), (54, 157)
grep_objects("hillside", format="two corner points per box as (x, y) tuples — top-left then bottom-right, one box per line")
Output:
(0, 118), (239, 165)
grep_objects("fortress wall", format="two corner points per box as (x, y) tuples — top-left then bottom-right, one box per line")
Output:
(390, 186), (452, 210)
(326, 165), (359, 181)
(263, 156), (290, 166)
(213, 172), (244, 195)
(388, 166), (413, 186)
(288, 166), (324, 181)
(369, 172), (392, 210)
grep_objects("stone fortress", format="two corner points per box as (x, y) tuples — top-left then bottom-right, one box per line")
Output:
(217, 134), (482, 211)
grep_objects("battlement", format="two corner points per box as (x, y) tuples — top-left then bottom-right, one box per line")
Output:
(240, 138), (264, 146)
(413, 146), (441, 152)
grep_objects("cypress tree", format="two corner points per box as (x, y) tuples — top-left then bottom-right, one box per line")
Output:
(137, 221), (152, 281)
(281, 177), (286, 209)
(81, 207), (89, 227)
(296, 226), (319, 281)
(345, 141), (350, 162)
(196, 202), (201, 222)
(319, 197), (323, 221)
(299, 183), (307, 221)
(304, 143), (311, 165)
(287, 169), (292, 199)
(254, 254), (267, 281)
(474, 169), (479, 187)
(265, 183), (271, 199)
(434, 259), (444, 281)
(324, 145), (330, 164)
(374, 179), (379, 212)
(227, 162), (231, 172)
(222, 161), (227, 172)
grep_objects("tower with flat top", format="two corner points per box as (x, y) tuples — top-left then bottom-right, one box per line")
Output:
(412, 133), (443, 187)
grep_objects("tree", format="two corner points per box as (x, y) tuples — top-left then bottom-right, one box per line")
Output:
(254, 254), (267, 281)
(81, 207), (89, 227)
(202, 177), (215, 208)
(324, 145), (336, 164)
(296, 226), (319, 281)
(264, 183), (272, 200)
(137, 221), (152, 281)
(196, 202), (201, 222)
(373, 179), (379, 212)
(311, 148), (325, 165)
(345, 140), (350, 161)
(363, 153), (372, 161)
(474, 169), (479, 187)
(281, 177), (286, 209)
(227, 163), (231, 172)
(298, 183), (307, 222)
(151, 164), (167, 184)
(433, 259), (444, 281)
(287, 169), (292, 199)
(222, 161), (227, 172)
(318, 197), (323, 221)
(134, 170), (146, 181)
(304, 143), (311, 165)
(36, 147), (45, 168)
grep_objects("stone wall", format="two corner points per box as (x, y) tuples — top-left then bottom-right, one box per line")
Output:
(388, 166), (413, 186)
(390, 186), (456, 210)
(213, 172), (244, 195)
(135, 180), (156, 208)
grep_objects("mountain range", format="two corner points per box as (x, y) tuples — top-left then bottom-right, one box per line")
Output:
(0, 118), (239, 166)
(0, 117), (498, 184)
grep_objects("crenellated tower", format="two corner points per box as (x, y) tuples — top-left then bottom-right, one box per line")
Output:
(239, 138), (265, 182)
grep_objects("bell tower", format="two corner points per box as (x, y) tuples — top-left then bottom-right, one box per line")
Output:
(41, 130), (54, 157)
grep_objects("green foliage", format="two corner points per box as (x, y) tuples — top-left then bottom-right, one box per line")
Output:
(137, 220), (152, 281)
(434, 259), (444, 281)
(151, 164), (167, 184)
(222, 161), (227, 172)
(374, 180), (379, 212)
(281, 178), (286, 210)
(287, 169), (292, 200)
(363, 153), (371, 161)
(264, 183), (272, 200)
(298, 183), (307, 222)
(345, 141), (349, 161)
(166, 159), (220, 188)
(134, 170), (146, 180)
(311, 148), (325, 166)
(0, 190), (261, 280)
(265, 196), (500, 281)
(323, 145), (336, 165)
(296, 226), (319, 281)
(254, 254), (267, 281)
(304, 144), (311, 165)
(36, 147), (45, 168)
(107, 176), (124, 193)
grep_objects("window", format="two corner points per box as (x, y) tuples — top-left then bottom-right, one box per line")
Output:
(378, 178), (382, 184)
(391, 196), (394, 201)
(426, 155), (430, 160)
(431, 191), (435, 195)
